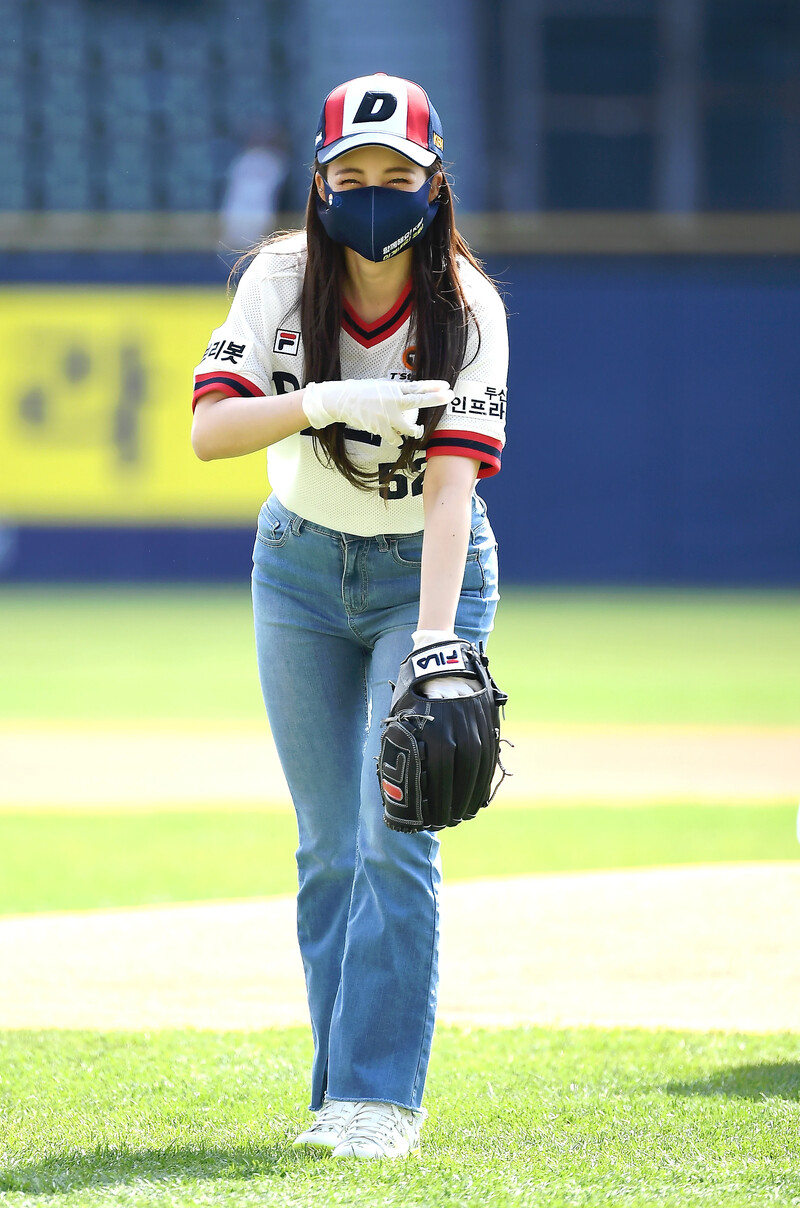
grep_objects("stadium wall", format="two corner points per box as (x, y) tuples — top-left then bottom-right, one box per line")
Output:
(0, 252), (798, 585)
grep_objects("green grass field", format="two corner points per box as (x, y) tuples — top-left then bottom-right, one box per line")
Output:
(1, 586), (797, 914)
(1, 587), (798, 1205)
(1, 1029), (798, 1207)
(1, 586), (799, 724)
(0, 804), (796, 916)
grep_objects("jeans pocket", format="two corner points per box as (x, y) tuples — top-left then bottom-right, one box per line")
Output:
(463, 518), (498, 598)
(461, 549), (486, 595)
(469, 511), (492, 547)
(255, 496), (293, 548)
(390, 533), (424, 566)
(391, 533), (481, 568)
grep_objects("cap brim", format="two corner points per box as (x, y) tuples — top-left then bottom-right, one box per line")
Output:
(317, 131), (438, 168)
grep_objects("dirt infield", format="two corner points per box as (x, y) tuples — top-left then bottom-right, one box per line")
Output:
(1, 863), (798, 1033)
(3, 721), (797, 1034)
(2, 722), (799, 808)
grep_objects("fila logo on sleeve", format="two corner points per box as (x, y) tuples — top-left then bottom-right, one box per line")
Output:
(273, 329), (300, 355)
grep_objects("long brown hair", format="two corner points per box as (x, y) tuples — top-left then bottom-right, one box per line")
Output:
(301, 161), (494, 489)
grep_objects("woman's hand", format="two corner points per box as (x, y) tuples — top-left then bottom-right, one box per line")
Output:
(302, 378), (451, 445)
(411, 629), (480, 698)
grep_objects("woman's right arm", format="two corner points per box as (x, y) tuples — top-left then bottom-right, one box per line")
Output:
(192, 379), (453, 461)
(191, 388), (308, 461)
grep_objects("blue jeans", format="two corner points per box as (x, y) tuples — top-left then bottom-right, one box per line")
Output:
(251, 491), (499, 1111)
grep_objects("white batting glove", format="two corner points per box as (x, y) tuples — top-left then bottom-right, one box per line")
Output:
(412, 629), (479, 699)
(302, 379), (452, 446)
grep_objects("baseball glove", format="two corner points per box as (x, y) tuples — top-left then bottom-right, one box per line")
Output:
(377, 638), (509, 833)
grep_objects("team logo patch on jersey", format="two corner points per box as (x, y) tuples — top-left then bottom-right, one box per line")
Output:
(402, 345), (417, 371)
(273, 329), (300, 355)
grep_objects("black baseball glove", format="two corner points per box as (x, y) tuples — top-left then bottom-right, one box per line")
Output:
(377, 638), (509, 833)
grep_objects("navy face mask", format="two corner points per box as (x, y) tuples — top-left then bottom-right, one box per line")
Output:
(316, 176), (440, 262)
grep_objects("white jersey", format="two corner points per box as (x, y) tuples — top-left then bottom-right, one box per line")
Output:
(192, 232), (508, 536)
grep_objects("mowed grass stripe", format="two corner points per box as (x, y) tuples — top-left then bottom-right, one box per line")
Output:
(0, 803), (795, 916)
(0, 1028), (798, 1206)
(1, 586), (799, 724)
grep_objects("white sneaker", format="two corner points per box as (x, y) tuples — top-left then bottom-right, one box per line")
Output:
(331, 1100), (426, 1160)
(292, 1098), (361, 1152)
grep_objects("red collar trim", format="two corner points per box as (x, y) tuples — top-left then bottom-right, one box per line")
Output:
(342, 281), (413, 348)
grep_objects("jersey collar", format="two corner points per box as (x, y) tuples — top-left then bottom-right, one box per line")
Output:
(341, 280), (413, 348)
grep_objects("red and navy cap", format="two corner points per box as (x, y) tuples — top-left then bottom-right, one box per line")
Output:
(315, 73), (444, 168)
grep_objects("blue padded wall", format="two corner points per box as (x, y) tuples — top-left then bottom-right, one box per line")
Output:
(479, 256), (800, 584)
(1, 254), (799, 585)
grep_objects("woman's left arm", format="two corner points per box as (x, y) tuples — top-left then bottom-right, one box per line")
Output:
(417, 454), (481, 632)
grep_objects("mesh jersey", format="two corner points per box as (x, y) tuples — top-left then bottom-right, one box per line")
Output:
(192, 231), (508, 536)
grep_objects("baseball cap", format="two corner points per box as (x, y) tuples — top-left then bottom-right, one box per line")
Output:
(315, 73), (444, 168)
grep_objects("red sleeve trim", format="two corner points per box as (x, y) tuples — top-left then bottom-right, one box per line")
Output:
(426, 429), (503, 478)
(192, 371), (265, 412)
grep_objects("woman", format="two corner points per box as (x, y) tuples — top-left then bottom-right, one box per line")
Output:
(191, 73), (508, 1160)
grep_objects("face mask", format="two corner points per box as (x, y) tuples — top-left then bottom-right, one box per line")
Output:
(316, 175), (440, 262)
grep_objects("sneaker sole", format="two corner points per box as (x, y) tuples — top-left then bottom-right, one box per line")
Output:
(292, 1138), (338, 1154)
(332, 1144), (421, 1160)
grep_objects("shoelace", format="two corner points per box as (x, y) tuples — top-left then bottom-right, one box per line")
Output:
(343, 1101), (407, 1143)
(306, 1100), (352, 1133)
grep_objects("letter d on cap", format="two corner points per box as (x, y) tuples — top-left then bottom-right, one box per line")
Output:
(353, 91), (398, 124)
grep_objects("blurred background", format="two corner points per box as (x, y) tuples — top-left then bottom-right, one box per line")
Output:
(1, 0), (798, 991)
(1, 0), (799, 585)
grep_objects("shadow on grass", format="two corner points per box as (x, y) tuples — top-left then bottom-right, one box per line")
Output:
(666, 1062), (800, 1102)
(0, 1139), (319, 1196)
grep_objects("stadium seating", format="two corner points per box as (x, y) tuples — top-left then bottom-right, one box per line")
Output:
(1, 0), (798, 214)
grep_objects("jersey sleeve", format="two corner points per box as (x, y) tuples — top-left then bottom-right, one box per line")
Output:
(425, 273), (508, 478)
(191, 261), (273, 410)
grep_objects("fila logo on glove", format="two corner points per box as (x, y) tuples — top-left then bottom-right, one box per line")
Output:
(411, 644), (467, 676)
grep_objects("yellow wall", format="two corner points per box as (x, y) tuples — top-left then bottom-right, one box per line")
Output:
(0, 287), (269, 523)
